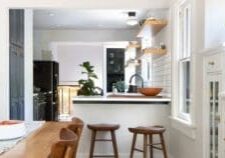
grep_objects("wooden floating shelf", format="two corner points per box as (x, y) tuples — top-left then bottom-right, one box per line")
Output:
(127, 43), (141, 49)
(143, 48), (167, 55)
(125, 42), (141, 52)
(137, 19), (168, 38)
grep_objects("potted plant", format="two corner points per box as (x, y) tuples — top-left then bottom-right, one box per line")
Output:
(77, 61), (101, 96)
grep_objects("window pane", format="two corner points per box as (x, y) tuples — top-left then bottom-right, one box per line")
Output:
(179, 5), (191, 59)
(181, 60), (190, 114)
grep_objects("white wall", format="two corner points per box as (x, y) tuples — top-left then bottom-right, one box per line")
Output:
(54, 43), (104, 88)
(205, 0), (225, 48)
(34, 29), (138, 60)
(192, 0), (205, 52)
(0, 8), (10, 120)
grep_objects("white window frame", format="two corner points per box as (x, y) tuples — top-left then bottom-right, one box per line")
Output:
(171, 0), (196, 139)
(177, 0), (192, 121)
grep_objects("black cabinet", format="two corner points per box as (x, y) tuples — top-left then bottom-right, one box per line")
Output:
(106, 48), (125, 92)
(9, 9), (24, 120)
(33, 61), (59, 121)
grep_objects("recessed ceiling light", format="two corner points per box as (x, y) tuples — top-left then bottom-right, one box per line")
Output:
(48, 13), (55, 17)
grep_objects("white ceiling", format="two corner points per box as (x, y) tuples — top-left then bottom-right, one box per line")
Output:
(34, 9), (154, 30)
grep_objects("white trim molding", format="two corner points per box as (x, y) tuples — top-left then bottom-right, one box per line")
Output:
(197, 45), (225, 55)
(24, 9), (34, 121)
(0, 7), (10, 120)
(170, 116), (196, 139)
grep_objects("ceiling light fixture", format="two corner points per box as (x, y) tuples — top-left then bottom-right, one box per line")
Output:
(126, 12), (138, 26)
(48, 13), (55, 17)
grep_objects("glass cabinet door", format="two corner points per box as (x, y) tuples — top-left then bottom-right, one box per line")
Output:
(208, 76), (222, 158)
(209, 81), (214, 158)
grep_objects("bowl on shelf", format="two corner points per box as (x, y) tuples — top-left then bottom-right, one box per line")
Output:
(0, 120), (26, 140)
(138, 87), (162, 96)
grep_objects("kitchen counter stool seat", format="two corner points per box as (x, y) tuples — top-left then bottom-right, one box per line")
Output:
(128, 125), (167, 158)
(87, 123), (120, 158)
(87, 123), (120, 131)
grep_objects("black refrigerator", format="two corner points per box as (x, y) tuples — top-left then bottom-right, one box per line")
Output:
(33, 61), (59, 121)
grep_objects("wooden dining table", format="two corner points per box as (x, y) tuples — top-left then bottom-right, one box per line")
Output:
(0, 121), (72, 158)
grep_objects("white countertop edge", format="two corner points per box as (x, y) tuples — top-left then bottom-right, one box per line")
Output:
(72, 97), (171, 102)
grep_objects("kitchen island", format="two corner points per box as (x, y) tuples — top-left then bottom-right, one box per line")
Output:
(73, 93), (170, 104)
(72, 94), (171, 158)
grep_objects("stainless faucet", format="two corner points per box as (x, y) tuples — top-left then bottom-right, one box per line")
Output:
(128, 74), (144, 93)
(129, 74), (144, 87)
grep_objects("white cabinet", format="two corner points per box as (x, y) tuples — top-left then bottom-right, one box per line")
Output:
(204, 51), (225, 158)
(205, 53), (222, 73)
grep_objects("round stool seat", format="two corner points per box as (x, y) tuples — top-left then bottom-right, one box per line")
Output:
(129, 125), (165, 134)
(87, 123), (120, 131)
(128, 125), (167, 158)
(88, 123), (120, 158)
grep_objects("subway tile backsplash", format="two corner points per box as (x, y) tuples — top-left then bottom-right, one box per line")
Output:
(151, 54), (172, 97)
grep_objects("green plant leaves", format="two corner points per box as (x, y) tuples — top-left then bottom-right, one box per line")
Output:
(78, 61), (99, 96)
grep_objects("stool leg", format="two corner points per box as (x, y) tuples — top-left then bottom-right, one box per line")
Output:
(130, 133), (137, 158)
(89, 130), (96, 158)
(111, 131), (119, 158)
(159, 133), (168, 158)
(149, 134), (153, 158)
(143, 134), (147, 158)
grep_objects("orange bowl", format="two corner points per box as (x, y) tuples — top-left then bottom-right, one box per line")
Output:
(138, 87), (162, 96)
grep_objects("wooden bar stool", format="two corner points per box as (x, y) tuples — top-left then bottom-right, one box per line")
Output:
(49, 128), (78, 158)
(67, 117), (84, 158)
(87, 123), (120, 158)
(128, 126), (167, 158)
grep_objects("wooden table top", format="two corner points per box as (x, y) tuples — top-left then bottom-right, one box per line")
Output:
(0, 122), (71, 158)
